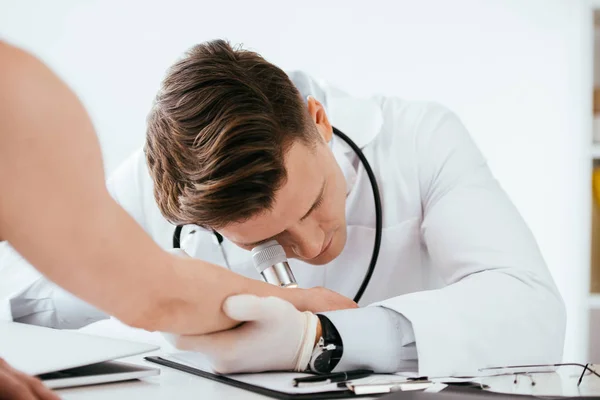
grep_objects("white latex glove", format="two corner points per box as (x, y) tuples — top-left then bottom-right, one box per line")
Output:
(165, 294), (319, 374)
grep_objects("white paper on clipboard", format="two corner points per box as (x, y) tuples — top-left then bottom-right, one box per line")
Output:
(164, 351), (406, 396)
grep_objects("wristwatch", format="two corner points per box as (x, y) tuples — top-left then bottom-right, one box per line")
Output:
(308, 314), (344, 374)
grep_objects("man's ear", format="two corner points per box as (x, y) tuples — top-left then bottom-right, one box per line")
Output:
(307, 96), (333, 142)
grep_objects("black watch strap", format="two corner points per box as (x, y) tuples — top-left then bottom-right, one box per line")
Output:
(315, 314), (343, 372)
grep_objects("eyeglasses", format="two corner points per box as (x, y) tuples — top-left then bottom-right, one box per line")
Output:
(479, 363), (600, 387)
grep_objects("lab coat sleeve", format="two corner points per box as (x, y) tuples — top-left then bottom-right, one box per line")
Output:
(371, 104), (566, 377)
(0, 242), (44, 322)
(11, 278), (109, 328)
(320, 307), (418, 373)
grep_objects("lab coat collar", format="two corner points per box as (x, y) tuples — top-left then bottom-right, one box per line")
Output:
(287, 70), (384, 150)
(330, 135), (357, 196)
(326, 95), (383, 151)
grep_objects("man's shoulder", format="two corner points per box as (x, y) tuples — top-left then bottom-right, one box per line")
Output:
(372, 97), (458, 150)
(380, 97), (456, 134)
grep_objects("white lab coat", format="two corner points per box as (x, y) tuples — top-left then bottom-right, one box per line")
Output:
(0, 71), (565, 377)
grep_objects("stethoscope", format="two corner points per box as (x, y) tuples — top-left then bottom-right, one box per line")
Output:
(173, 126), (382, 304)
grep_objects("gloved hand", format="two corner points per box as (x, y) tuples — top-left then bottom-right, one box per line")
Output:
(165, 294), (319, 374)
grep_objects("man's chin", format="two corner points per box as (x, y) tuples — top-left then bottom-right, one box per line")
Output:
(304, 253), (335, 265)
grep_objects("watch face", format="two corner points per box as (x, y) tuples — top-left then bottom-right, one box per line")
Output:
(313, 350), (333, 374)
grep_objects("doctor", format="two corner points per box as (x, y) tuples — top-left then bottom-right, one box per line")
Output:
(112, 39), (567, 375)
(4, 39), (566, 376)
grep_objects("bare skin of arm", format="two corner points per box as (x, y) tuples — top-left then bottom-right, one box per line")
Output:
(0, 43), (356, 335)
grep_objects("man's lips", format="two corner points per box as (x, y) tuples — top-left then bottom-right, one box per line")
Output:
(316, 235), (334, 258)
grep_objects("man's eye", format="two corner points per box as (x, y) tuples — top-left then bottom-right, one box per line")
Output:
(314, 196), (325, 209)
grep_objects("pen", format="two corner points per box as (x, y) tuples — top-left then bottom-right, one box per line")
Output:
(293, 369), (374, 387)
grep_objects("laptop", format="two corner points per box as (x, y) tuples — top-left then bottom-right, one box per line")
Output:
(0, 321), (160, 389)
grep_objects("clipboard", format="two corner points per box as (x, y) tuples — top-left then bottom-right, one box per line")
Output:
(145, 356), (380, 399)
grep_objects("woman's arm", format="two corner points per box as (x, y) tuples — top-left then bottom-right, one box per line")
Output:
(0, 42), (356, 335)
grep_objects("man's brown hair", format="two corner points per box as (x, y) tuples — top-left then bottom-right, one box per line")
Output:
(145, 39), (317, 228)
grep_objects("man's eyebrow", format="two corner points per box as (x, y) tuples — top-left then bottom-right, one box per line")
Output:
(240, 180), (326, 248)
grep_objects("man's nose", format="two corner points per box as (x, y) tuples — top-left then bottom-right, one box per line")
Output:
(288, 224), (323, 260)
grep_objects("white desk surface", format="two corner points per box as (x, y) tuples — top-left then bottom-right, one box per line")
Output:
(54, 320), (600, 399)
(54, 354), (600, 399)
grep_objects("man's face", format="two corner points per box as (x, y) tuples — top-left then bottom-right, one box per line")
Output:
(218, 99), (348, 265)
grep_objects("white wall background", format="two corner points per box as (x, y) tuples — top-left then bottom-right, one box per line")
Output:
(0, 0), (593, 361)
